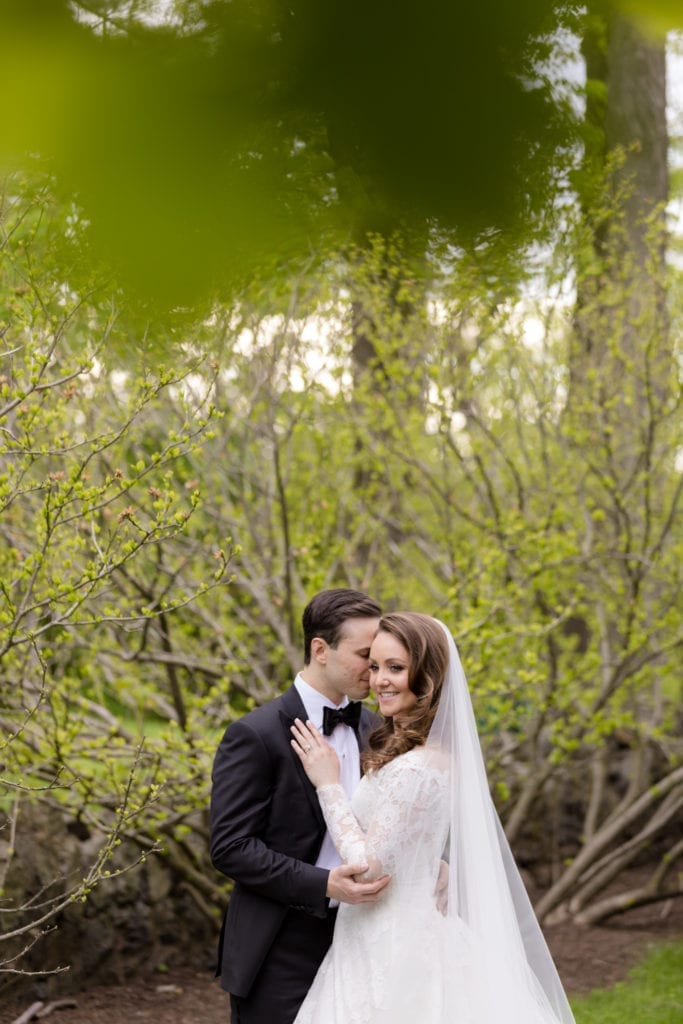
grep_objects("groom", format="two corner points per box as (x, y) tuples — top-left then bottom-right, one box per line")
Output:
(210, 588), (389, 1024)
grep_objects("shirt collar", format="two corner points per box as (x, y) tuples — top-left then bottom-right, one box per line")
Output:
(294, 674), (348, 727)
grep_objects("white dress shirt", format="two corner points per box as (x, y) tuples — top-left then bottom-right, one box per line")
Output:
(294, 674), (362, 889)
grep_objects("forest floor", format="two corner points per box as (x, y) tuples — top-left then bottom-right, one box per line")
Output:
(2, 893), (682, 1024)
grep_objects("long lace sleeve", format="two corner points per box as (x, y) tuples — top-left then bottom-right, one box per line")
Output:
(316, 751), (448, 880)
(316, 784), (369, 866)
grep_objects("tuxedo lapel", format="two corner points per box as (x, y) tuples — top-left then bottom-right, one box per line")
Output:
(278, 686), (326, 831)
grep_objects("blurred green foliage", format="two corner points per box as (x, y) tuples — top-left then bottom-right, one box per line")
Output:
(2, 0), (679, 314)
(0, 0), (582, 309)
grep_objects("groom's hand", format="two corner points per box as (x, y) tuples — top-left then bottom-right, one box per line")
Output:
(327, 863), (390, 904)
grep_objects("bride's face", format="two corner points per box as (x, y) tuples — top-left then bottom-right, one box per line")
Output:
(368, 632), (417, 721)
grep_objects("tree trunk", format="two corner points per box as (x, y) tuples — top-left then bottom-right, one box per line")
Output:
(574, 3), (669, 424)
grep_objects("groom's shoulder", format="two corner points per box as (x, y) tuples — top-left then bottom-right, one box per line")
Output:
(360, 705), (382, 728)
(228, 685), (297, 734)
(361, 704), (381, 721)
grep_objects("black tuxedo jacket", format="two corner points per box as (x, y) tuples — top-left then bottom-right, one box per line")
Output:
(210, 684), (379, 997)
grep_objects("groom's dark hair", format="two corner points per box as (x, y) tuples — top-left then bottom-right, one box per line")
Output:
(302, 588), (381, 664)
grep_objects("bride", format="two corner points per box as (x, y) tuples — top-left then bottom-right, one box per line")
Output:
(290, 613), (576, 1024)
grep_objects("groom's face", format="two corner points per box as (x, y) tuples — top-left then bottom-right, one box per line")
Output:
(323, 616), (380, 704)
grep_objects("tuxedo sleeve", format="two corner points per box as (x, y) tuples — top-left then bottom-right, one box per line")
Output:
(210, 715), (330, 916)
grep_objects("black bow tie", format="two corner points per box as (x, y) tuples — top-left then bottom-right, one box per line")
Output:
(322, 703), (362, 735)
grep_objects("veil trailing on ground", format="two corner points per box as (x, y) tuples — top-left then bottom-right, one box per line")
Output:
(426, 622), (576, 1024)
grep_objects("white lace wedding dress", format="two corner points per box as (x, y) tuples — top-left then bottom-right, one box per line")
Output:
(294, 748), (475, 1024)
(293, 623), (576, 1024)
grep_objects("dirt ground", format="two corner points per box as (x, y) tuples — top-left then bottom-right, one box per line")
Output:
(2, 895), (681, 1024)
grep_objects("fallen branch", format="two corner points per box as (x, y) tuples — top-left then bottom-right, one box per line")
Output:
(575, 837), (683, 925)
(11, 999), (79, 1024)
(36, 999), (78, 1019)
(535, 764), (683, 922)
(568, 787), (683, 913)
(11, 1002), (44, 1024)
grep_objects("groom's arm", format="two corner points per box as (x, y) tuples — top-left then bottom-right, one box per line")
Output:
(210, 715), (332, 917)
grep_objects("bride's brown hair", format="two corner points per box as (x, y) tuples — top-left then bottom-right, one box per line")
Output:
(362, 613), (449, 774)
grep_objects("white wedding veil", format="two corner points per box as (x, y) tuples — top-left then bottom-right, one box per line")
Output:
(425, 621), (576, 1024)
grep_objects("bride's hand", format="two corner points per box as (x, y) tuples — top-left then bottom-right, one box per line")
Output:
(291, 719), (340, 788)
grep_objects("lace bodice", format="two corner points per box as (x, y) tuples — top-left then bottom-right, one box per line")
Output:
(316, 747), (449, 883)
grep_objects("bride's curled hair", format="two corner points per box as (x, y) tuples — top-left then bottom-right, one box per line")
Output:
(362, 613), (449, 774)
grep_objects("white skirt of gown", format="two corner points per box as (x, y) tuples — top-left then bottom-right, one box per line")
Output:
(295, 876), (476, 1024)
